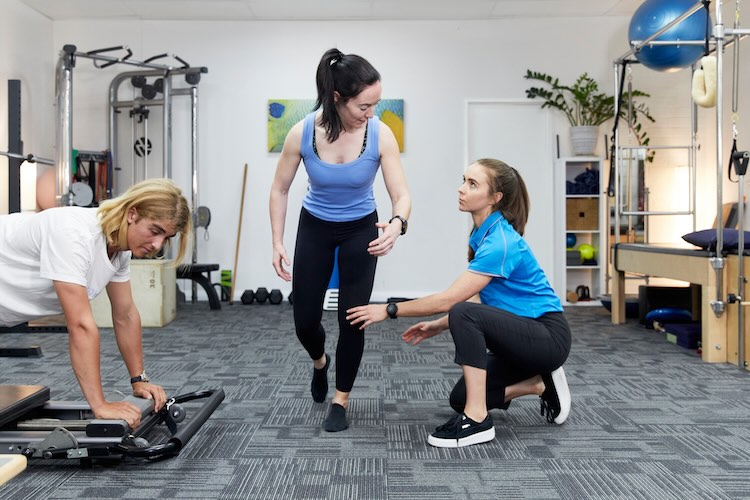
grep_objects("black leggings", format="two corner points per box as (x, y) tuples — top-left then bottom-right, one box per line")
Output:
(447, 302), (571, 412)
(292, 208), (378, 392)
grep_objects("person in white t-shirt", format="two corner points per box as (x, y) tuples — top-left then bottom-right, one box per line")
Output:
(0, 178), (191, 429)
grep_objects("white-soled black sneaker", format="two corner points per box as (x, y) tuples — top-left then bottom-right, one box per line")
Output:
(427, 412), (495, 448)
(540, 366), (571, 424)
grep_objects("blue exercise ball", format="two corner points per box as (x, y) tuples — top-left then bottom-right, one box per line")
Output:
(566, 233), (577, 249)
(628, 0), (710, 72)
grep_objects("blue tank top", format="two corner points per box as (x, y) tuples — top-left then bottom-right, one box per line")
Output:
(300, 112), (380, 222)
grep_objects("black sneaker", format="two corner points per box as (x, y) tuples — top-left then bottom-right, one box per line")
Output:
(322, 403), (348, 432)
(311, 354), (330, 403)
(540, 366), (571, 424)
(427, 412), (495, 448)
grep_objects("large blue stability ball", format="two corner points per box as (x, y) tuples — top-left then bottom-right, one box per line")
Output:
(628, 0), (710, 72)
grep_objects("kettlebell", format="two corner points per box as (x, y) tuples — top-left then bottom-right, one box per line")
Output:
(576, 285), (591, 301)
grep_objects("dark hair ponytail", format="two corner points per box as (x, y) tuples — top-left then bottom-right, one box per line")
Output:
(467, 159), (530, 261)
(314, 48), (381, 142)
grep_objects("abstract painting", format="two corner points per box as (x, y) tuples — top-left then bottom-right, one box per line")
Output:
(268, 99), (404, 152)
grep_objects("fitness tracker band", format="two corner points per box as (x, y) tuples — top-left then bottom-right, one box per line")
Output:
(389, 215), (408, 235)
(386, 302), (399, 319)
(130, 371), (149, 384)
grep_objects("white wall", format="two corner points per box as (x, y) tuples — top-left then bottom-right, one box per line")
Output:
(45, 17), (637, 301)
(0, 1), (54, 214)
(7, 8), (747, 301)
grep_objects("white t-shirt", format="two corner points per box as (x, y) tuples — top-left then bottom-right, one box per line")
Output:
(0, 207), (130, 327)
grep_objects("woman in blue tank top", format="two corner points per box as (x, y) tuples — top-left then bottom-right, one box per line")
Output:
(269, 48), (411, 432)
(347, 159), (572, 448)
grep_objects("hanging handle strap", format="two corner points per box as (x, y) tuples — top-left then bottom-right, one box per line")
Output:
(607, 61), (630, 197)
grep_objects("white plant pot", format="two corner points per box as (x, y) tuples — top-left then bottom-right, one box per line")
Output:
(570, 126), (599, 156)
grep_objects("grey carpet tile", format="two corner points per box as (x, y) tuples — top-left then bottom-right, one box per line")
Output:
(387, 459), (558, 500)
(2, 302), (750, 499)
(215, 457), (388, 500)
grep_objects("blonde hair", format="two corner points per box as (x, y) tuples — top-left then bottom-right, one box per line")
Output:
(98, 178), (192, 263)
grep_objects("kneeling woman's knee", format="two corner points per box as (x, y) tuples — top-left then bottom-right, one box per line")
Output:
(448, 302), (474, 330)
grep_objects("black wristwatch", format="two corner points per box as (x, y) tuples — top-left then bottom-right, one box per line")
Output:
(130, 371), (149, 384)
(386, 302), (399, 319)
(389, 215), (408, 235)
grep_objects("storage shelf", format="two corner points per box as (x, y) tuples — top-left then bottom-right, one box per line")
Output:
(556, 157), (606, 305)
(563, 299), (603, 307)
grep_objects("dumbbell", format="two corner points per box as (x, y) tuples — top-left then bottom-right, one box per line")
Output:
(255, 287), (269, 304)
(269, 289), (283, 305)
(240, 289), (255, 304)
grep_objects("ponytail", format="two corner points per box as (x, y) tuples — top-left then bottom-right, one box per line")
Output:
(467, 159), (530, 261)
(314, 48), (380, 142)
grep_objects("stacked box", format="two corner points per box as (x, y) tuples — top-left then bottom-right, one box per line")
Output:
(91, 259), (176, 327)
(566, 198), (599, 230)
(566, 250), (581, 266)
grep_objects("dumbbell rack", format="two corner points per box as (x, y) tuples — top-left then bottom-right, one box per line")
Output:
(240, 287), (284, 305)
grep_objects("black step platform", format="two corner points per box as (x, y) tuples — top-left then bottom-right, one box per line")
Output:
(0, 323), (67, 334)
(177, 263), (221, 310)
(0, 346), (43, 358)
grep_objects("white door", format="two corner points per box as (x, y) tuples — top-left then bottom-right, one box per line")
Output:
(465, 100), (558, 293)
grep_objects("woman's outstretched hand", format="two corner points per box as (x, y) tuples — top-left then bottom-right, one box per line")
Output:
(402, 320), (445, 346)
(367, 222), (400, 256)
(346, 304), (388, 330)
(272, 243), (292, 281)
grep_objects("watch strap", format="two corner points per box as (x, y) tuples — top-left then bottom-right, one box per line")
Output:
(130, 371), (149, 384)
(389, 215), (407, 235)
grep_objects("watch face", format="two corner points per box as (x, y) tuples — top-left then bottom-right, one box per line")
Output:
(387, 302), (398, 318)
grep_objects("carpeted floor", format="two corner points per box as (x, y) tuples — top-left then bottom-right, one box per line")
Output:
(1, 302), (749, 499)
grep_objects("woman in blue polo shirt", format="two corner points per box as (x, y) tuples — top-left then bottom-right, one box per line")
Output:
(347, 158), (571, 448)
(270, 48), (411, 433)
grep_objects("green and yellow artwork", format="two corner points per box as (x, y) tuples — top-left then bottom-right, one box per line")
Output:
(268, 99), (404, 153)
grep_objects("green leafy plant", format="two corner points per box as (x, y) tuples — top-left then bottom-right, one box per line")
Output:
(524, 70), (655, 154)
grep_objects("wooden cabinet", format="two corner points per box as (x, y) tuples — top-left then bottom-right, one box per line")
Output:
(554, 157), (606, 305)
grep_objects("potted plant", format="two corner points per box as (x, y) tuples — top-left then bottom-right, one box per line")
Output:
(524, 70), (654, 157)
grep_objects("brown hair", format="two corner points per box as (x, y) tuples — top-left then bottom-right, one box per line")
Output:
(315, 48), (381, 142)
(468, 158), (530, 261)
(98, 178), (192, 263)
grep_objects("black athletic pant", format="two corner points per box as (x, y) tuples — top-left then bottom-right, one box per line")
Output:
(447, 302), (571, 413)
(292, 208), (378, 392)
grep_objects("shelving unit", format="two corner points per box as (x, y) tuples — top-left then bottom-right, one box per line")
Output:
(554, 156), (606, 305)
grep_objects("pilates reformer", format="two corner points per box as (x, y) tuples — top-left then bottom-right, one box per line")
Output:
(0, 384), (224, 466)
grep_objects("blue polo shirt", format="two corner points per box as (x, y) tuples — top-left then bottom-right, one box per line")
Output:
(468, 211), (562, 318)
